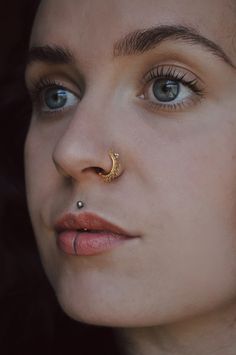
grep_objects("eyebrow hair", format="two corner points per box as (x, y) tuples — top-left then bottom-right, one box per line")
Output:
(113, 25), (235, 69)
(26, 25), (235, 70)
(26, 45), (74, 66)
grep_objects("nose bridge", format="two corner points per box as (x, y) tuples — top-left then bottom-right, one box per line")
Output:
(52, 80), (122, 180)
(56, 82), (116, 149)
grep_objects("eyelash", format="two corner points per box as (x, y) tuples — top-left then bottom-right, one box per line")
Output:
(29, 77), (80, 115)
(28, 65), (205, 116)
(30, 77), (62, 101)
(140, 65), (205, 112)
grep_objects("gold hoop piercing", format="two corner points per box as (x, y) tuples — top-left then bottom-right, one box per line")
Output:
(99, 150), (122, 183)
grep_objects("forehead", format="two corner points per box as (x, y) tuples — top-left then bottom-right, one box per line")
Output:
(31, 0), (235, 60)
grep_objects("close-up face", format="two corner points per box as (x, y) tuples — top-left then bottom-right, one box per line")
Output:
(24, 0), (236, 327)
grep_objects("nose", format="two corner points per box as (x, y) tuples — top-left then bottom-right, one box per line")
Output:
(52, 103), (122, 183)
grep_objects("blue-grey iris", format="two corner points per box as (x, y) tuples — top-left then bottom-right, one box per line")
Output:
(44, 88), (67, 109)
(153, 80), (180, 102)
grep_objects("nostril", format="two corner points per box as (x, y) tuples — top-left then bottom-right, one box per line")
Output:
(52, 144), (117, 182)
(95, 167), (105, 174)
(79, 165), (104, 175)
(82, 166), (105, 176)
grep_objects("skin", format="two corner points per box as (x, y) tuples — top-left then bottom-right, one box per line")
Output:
(24, 0), (236, 354)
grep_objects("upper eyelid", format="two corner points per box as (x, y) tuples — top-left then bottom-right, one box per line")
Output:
(26, 71), (83, 92)
(142, 64), (203, 83)
(138, 64), (206, 113)
(142, 65), (206, 96)
(28, 78), (81, 101)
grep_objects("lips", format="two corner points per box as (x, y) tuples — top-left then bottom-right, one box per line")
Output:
(54, 212), (137, 256)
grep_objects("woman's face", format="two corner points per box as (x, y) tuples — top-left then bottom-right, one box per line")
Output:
(25, 0), (236, 327)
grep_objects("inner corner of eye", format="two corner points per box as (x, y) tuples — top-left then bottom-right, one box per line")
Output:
(137, 93), (145, 100)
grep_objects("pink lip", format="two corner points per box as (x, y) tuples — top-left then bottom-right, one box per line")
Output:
(54, 212), (138, 256)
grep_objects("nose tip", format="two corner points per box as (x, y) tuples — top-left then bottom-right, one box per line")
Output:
(51, 101), (124, 183)
(52, 144), (108, 181)
(52, 137), (123, 183)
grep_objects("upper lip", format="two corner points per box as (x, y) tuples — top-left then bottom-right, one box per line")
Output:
(54, 212), (135, 237)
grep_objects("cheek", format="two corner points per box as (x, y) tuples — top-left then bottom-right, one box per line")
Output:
(25, 122), (56, 187)
(24, 127), (60, 277)
(24, 127), (57, 228)
(24, 129), (38, 209)
(140, 115), (236, 301)
(139, 108), (236, 223)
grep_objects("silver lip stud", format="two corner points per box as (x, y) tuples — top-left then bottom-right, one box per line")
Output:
(77, 201), (84, 209)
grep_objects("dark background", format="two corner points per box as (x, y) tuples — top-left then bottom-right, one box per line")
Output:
(0, 2), (119, 354)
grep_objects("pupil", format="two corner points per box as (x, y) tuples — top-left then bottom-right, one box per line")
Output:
(45, 88), (67, 109)
(153, 80), (179, 102)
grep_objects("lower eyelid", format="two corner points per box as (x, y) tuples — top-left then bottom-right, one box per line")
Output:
(31, 100), (74, 121)
(137, 90), (204, 114)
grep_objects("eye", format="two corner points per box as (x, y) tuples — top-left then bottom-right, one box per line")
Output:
(139, 65), (204, 112)
(152, 79), (180, 102)
(42, 87), (78, 112)
(148, 79), (193, 105)
(28, 78), (80, 115)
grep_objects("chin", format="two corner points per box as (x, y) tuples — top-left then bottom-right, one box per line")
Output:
(53, 281), (135, 327)
(52, 275), (228, 330)
(51, 284), (142, 327)
(52, 280), (177, 328)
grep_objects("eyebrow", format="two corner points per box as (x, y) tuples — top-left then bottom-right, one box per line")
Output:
(114, 25), (235, 68)
(26, 45), (74, 66)
(26, 25), (235, 69)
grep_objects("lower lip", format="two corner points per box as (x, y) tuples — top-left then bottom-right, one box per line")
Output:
(56, 230), (131, 256)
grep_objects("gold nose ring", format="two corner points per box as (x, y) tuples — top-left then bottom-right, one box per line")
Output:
(99, 150), (122, 183)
